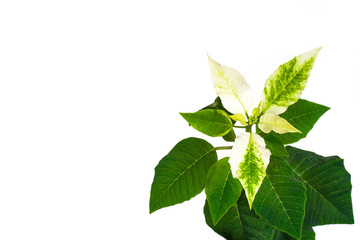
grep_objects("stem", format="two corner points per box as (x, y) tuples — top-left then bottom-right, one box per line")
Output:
(246, 124), (253, 133)
(214, 146), (233, 150)
(233, 125), (247, 128)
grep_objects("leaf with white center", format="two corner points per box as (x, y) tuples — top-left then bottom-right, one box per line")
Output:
(205, 158), (242, 225)
(229, 132), (271, 209)
(208, 55), (254, 115)
(149, 138), (217, 213)
(260, 48), (321, 114)
(253, 156), (306, 239)
(258, 113), (301, 134)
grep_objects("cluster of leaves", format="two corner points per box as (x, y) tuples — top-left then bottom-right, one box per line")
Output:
(149, 49), (354, 239)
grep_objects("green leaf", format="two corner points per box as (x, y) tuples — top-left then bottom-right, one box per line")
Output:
(285, 146), (354, 226)
(149, 138), (217, 213)
(253, 156), (306, 239)
(180, 109), (233, 137)
(262, 133), (288, 157)
(273, 226), (315, 240)
(260, 48), (321, 114)
(204, 193), (274, 240)
(222, 129), (236, 142)
(229, 133), (271, 209)
(205, 158), (242, 225)
(202, 97), (236, 142)
(298, 226), (315, 240)
(258, 99), (330, 144)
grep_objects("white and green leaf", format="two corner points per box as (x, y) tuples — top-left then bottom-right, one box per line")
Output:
(228, 132), (271, 209)
(258, 112), (301, 134)
(208, 55), (254, 115)
(260, 48), (321, 114)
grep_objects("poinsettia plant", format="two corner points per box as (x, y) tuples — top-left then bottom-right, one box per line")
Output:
(149, 48), (354, 240)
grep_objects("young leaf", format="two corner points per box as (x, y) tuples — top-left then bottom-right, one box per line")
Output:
(285, 146), (354, 226)
(260, 48), (321, 114)
(204, 193), (274, 240)
(149, 138), (217, 213)
(262, 132), (288, 157)
(180, 109), (233, 137)
(205, 158), (242, 225)
(257, 99), (330, 144)
(229, 133), (271, 209)
(253, 156), (306, 239)
(258, 112), (301, 134)
(208, 55), (254, 115)
(230, 113), (247, 125)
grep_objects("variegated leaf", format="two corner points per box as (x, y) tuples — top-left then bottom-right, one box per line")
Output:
(228, 132), (271, 209)
(208, 55), (254, 115)
(260, 48), (321, 114)
(258, 112), (301, 134)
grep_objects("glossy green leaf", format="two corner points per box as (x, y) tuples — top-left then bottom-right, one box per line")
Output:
(253, 156), (306, 239)
(222, 129), (236, 142)
(273, 226), (315, 240)
(258, 99), (330, 144)
(180, 109), (233, 137)
(262, 132), (288, 157)
(204, 193), (274, 240)
(205, 158), (242, 225)
(261, 48), (321, 114)
(285, 146), (354, 226)
(149, 138), (217, 213)
(202, 97), (236, 142)
(229, 133), (271, 209)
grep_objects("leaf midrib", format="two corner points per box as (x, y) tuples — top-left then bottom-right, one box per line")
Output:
(283, 108), (329, 122)
(212, 168), (231, 223)
(266, 176), (298, 236)
(218, 69), (248, 114)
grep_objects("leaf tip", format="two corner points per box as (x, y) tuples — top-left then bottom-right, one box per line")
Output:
(307, 47), (322, 58)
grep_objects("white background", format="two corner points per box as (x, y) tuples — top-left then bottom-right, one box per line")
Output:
(0, 0), (359, 239)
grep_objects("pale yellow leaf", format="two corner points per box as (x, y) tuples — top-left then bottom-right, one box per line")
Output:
(258, 113), (301, 134)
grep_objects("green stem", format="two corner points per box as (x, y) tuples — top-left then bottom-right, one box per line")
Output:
(233, 125), (247, 128)
(214, 146), (233, 150)
(246, 124), (253, 133)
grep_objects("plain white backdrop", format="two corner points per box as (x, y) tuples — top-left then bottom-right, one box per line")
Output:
(0, 0), (359, 239)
